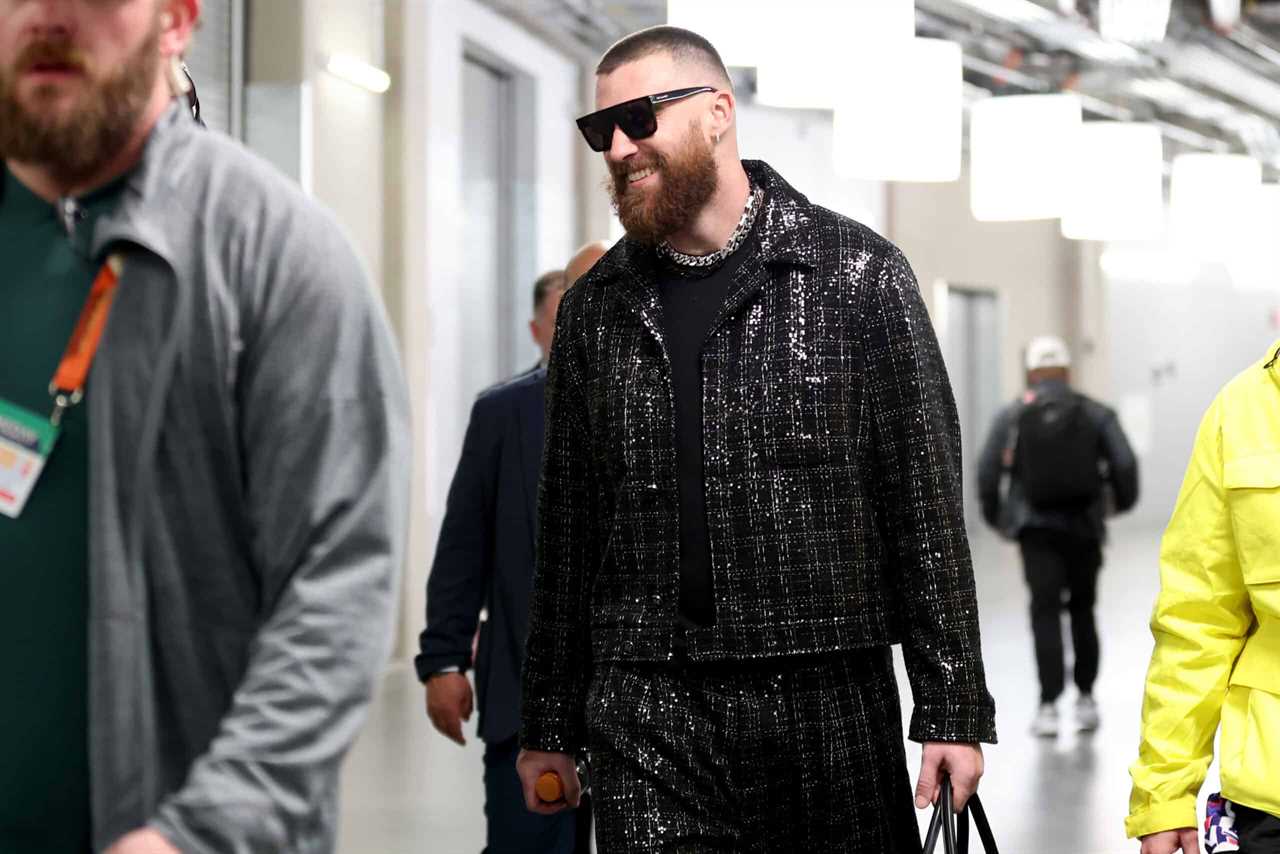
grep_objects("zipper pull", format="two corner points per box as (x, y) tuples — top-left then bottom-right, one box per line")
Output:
(57, 196), (82, 237)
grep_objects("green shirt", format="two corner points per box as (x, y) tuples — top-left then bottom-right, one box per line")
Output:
(0, 166), (125, 852)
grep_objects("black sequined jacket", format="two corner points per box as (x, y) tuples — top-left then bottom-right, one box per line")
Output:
(522, 161), (996, 753)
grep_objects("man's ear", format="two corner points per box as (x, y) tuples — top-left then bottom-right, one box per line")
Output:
(159, 0), (200, 59)
(709, 89), (735, 139)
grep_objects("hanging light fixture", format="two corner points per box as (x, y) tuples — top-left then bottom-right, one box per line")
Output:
(665, 0), (770, 68)
(1097, 0), (1173, 44)
(1062, 122), (1164, 241)
(1170, 152), (1261, 259)
(970, 94), (1083, 221)
(1208, 0), (1243, 31)
(1227, 184), (1280, 292)
(755, 2), (916, 110)
(831, 38), (963, 182)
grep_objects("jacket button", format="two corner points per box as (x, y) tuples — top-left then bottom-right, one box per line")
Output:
(647, 368), (663, 386)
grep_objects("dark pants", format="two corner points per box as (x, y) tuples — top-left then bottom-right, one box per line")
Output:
(584, 648), (918, 853)
(1019, 528), (1103, 704)
(483, 736), (588, 854)
(1238, 803), (1280, 853)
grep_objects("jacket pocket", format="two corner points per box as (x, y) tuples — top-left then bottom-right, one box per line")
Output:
(1223, 454), (1280, 584)
(1218, 681), (1280, 818)
(1229, 620), (1280, 694)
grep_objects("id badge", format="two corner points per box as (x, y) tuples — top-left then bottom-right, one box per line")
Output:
(0, 397), (59, 519)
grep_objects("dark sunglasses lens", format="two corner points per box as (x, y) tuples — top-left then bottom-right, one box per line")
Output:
(617, 101), (657, 140)
(579, 116), (612, 152)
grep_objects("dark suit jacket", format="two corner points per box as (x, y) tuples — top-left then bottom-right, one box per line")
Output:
(415, 366), (546, 744)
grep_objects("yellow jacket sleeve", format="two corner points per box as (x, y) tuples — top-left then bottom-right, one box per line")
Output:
(1126, 397), (1254, 839)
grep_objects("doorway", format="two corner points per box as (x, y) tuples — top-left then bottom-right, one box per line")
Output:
(943, 286), (1003, 528)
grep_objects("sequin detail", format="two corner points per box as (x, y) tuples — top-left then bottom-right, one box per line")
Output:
(521, 160), (996, 754)
(586, 650), (919, 852)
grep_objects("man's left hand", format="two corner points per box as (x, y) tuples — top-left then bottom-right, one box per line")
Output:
(104, 828), (181, 854)
(915, 741), (984, 812)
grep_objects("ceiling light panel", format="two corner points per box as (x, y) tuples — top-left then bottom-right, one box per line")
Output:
(1097, 0), (1172, 45)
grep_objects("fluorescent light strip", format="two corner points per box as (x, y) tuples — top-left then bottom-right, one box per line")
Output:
(1151, 119), (1231, 152)
(961, 54), (1050, 90)
(322, 53), (391, 94)
(1075, 93), (1136, 121)
(1168, 43), (1280, 120)
(948, 0), (1057, 24)
(948, 0), (1148, 64)
(1128, 78), (1239, 122)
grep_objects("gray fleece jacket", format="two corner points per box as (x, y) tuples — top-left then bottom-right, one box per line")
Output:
(77, 105), (409, 852)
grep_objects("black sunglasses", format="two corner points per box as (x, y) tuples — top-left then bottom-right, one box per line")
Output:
(576, 86), (716, 152)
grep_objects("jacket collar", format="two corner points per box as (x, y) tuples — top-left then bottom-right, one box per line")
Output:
(91, 102), (195, 270)
(591, 159), (818, 288)
(0, 102), (191, 268)
(742, 159), (820, 270)
(583, 160), (820, 354)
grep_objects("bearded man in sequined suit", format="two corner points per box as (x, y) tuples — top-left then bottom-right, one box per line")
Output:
(515, 25), (997, 853)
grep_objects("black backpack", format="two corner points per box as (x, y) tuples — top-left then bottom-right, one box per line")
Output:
(1014, 394), (1103, 510)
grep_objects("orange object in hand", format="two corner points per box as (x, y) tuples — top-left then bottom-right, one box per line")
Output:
(535, 771), (564, 803)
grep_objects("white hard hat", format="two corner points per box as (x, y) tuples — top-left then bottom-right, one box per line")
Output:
(1025, 336), (1071, 371)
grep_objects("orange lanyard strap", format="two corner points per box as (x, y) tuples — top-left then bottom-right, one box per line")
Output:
(49, 254), (122, 425)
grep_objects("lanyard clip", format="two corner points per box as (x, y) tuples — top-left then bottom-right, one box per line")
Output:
(49, 385), (83, 428)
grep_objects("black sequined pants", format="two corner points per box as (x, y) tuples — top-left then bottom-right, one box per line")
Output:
(584, 647), (919, 853)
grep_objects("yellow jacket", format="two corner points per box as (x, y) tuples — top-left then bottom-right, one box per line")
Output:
(1127, 340), (1280, 838)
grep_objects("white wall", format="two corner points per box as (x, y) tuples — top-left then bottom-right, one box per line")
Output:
(1105, 261), (1280, 527)
(396, 0), (582, 655)
(736, 103), (887, 235)
(310, 0), (386, 288)
(890, 174), (1083, 405)
(245, 0), (386, 288)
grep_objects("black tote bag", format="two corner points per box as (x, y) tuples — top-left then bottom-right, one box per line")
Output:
(922, 775), (1000, 854)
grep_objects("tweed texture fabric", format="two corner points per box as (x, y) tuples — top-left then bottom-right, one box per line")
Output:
(585, 649), (919, 853)
(521, 160), (996, 754)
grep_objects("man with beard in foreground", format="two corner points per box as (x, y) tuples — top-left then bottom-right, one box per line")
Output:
(0, 1), (409, 852)
(516, 26), (996, 852)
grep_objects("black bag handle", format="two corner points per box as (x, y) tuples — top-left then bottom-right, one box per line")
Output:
(922, 776), (1000, 854)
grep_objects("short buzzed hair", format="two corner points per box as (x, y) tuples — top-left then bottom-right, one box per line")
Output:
(596, 25), (732, 89)
(532, 269), (568, 314)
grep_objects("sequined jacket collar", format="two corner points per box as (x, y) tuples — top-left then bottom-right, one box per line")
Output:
(594, 159), (819, 285)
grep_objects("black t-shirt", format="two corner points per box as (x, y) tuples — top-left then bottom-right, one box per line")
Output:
(655, 240), (752, 628)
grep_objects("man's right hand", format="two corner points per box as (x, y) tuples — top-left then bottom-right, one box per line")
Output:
(1140, 828), (1200, 854)
(424, 672), (473, 746)
(516, 749), (580, 815)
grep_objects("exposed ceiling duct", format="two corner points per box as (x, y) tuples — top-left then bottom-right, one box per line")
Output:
(479, 0), (1280, 169)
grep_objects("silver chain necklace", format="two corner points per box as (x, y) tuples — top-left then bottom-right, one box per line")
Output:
(657, 185), (764, 269)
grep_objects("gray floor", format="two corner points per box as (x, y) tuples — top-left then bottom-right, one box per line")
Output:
(338, 519), (1200, 853)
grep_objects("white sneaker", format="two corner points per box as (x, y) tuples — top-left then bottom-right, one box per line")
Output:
(1031, 702), (1059, 737)
(1075, 694), (1101, 731)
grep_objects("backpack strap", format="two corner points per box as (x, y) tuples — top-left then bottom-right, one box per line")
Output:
(1002, 395), (1034, 473)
